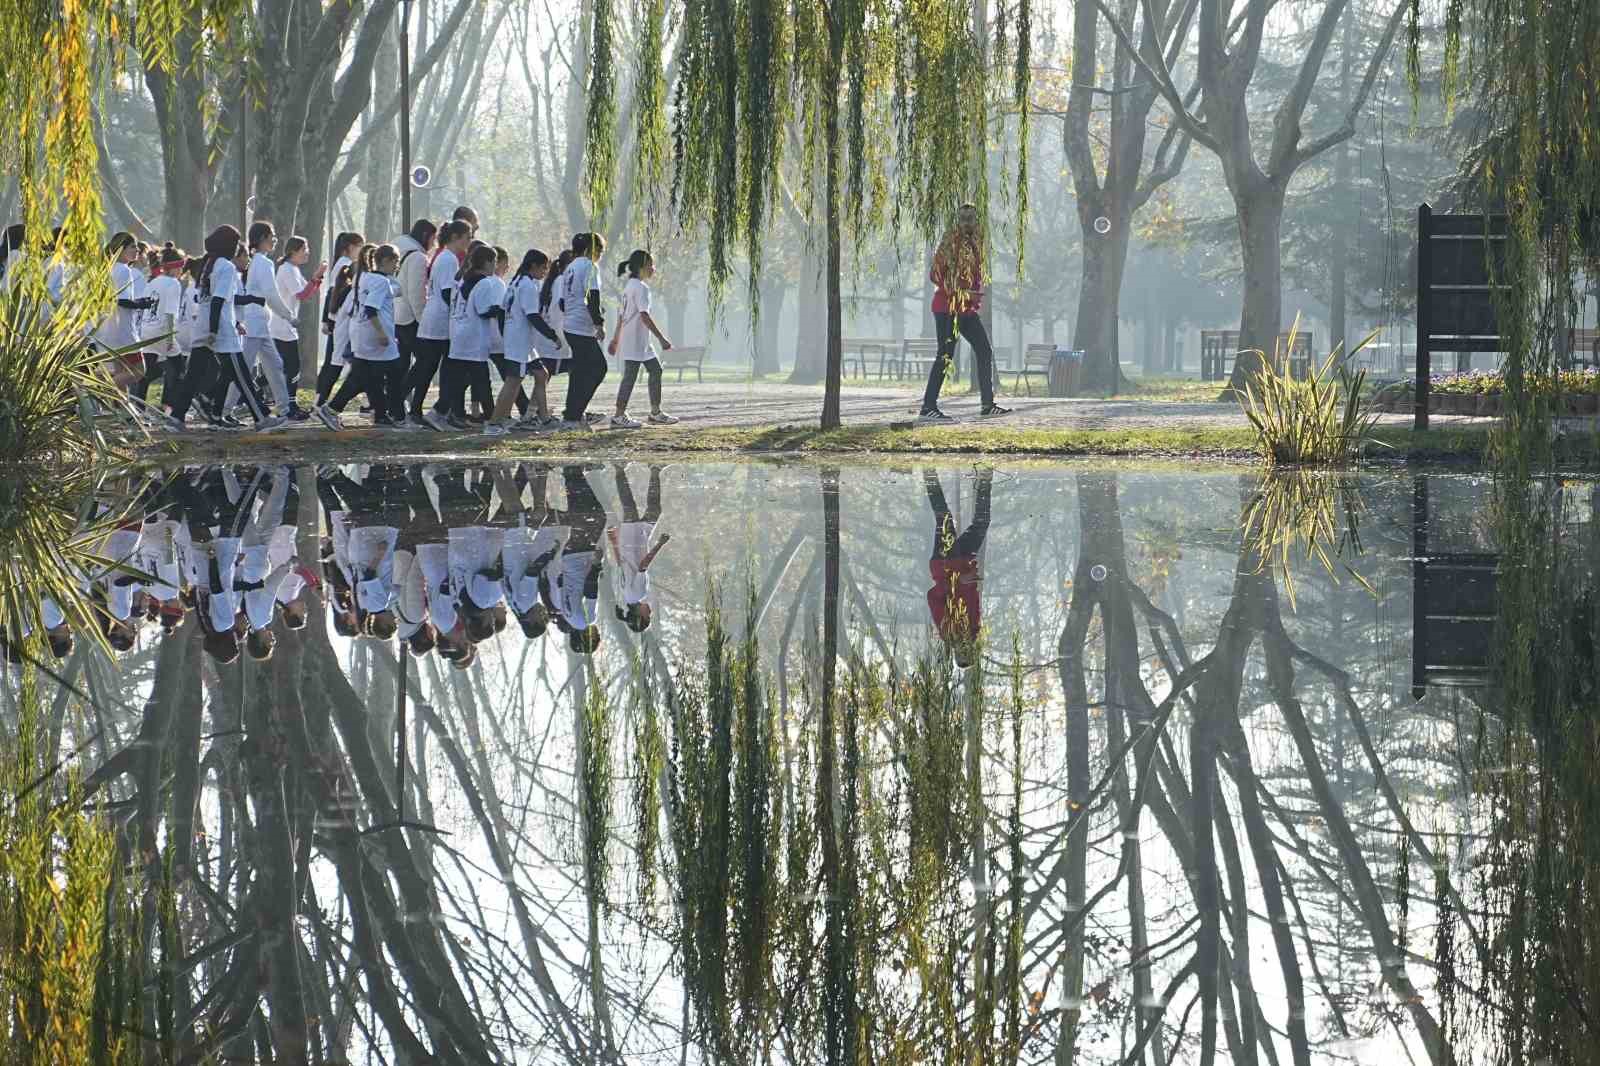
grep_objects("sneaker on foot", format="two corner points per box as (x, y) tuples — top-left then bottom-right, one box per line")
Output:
(255, 415), (289, 433)
(917, 408), (955, 423)
(557, 419), (593, 433)
(287, 405), (311, 422)
(980, 404), (1013, 417)
(583, 411), (605, 424)
(648, 410), (680, 425)
(314, 404), (343, 431)
(422, 410), (452, 433)
(482, 422), (509, 437)
(611, 413), (642, 429)
(447, 415), (469, 431)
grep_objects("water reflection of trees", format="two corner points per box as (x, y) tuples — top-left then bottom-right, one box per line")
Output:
(30, 462), (1484, 1064)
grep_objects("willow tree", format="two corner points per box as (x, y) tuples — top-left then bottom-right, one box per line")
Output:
(586, 0), (1031, 429)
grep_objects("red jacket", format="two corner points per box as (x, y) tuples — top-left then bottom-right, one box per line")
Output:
(930, 235), (984, 315)
(927, 556), (981, 642)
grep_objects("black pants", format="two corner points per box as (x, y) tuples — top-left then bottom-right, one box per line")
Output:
(160, 356), (187, 409)
(922, 311), (995, 412)
(925, 468), (992, 559)
(393, 321), (419, 415)
(435, 358), (490, 420)
(330, 358), (395, 422)
(132, 353), (161, 401)
(275, 338), (302, 395)
(492, 354), (531, 417)
(403, 336), (448, 418)
(563, 465), (607, 554)
(170, 348), (220, 423)
(206, 348), (269, 420)
(616, 357), (663, 412)
(562, 334), (608, 422)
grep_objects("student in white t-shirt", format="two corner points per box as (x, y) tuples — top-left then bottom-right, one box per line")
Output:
(272, 235), (327, 418)
(607, 249), (679, 429)
(142, 245), (187, 412)
(427, 244), (503, 431)
(170, 225), (285, 431)
(95, 232), (157, 391)
(487, 248), (559, 434)
(555, 232), (609, 429)
(322, 244), (403, 428)
(400, 219), (472, 424)
(229, 221), (298, 418)
(607, 462), (670, 632)
(553, 465), (606, 655)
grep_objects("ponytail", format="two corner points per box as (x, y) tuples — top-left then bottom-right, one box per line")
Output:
(619, 249), (652, 279)
(513, 248), (549, 285)
(276, 235), (309, 270)
(459, 244), (497, 299)
(541, 249), (573, 311)
(247, 220), (275, 252)
(350, 243), (377, 294)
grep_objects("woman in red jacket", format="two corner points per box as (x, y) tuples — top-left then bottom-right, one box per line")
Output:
(924, 466), (993, 667)
(920, 203), (1009, 421)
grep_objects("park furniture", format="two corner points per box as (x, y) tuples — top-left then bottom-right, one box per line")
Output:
(1564, 328), (1600, 369)
(1200, 329), (1315, 381)
(1411, 475), (1497, 699)
(898, 338), (941, 382)
(841, 337), (902, 379)
(661, 344), (707, 383)
(1016, 344), (1055, 395)
(1414, 203), (1509, 429)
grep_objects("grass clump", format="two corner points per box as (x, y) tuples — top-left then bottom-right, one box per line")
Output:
(1241, 317), (1380, 465)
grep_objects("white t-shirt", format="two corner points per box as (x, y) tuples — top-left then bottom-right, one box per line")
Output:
(448, 526), (505, 609)
(503, 524), (565, 614)
(417, 248), (459, 340)
(272, 262), (308, 342)
(616, 277), (656, 361)
(448, 276), (502, 363)
(349, 526), (399, 614)
(416, 542), (454, 634)
(95, 261), (141, 350)
(608, 520), (656, 605)
(205, 259), (243, 354)
(558, 256), (601, 337)
(501, 275), (541, 365)
(145, 274), (183, 358)
(352, 272), (399, 362)
(176, 282), (200, 353)
(331, 282), (355, 364)
(488, 275), (508, 355)
(137, 519), (182, 601)
(242, 252), (276, 338)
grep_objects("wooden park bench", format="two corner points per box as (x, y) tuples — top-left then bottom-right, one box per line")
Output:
(660, 344), (707, 382)
(898, 339), (941, 382)
(1201, 329), (1314, 380)
(1016, 343), (1056, 395)
(842, 337), (902, 379)
(1565, 328), (1600, 369)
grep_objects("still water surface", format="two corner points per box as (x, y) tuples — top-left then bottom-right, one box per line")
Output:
(4, 459), (1538, 1063)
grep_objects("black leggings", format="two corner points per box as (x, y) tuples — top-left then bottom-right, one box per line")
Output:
(132, 353), (161, 401)
(562, 334), (608, 422)
(206, 348), (269, 419)
(275, 338), (302, 394)
(614, 465), (662, 525)
(922, 311), (996, 411)
(160, 355), (187, 409)
(170, 348), (220, 422)
(925, 468), (992, 559)
(435, 358), (491, 420)
(393, 321), (419, 414)
(615, 357), (662, 413)
(402, 336), (448, 418)
(330, 358), (395, 421)
(492, 354), (531, 417)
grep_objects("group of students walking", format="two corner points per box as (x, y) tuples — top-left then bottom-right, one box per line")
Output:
(1, 459), (671, 667)
(0, 207), (681, 435)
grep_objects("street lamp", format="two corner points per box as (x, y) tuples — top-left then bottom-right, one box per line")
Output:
(399, 0), (415, 229)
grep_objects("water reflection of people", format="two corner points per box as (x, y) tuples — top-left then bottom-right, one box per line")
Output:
(609, 463), (669, 632)
(501, 463), (564, 639)
(555, 465), (605, 654)
(924, 467), (992, 666)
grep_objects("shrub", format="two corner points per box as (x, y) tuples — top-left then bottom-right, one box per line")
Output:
(1241, 317), (1380, 466)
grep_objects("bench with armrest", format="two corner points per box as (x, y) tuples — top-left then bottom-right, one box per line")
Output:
(660, 344), (706, 382)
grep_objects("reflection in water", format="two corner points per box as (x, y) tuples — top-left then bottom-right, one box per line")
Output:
(0, 460), (1550, 1062)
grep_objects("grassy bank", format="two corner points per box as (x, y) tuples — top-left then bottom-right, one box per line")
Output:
(128, 418), (1519, 467)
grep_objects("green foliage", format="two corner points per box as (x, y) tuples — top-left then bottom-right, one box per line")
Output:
(631, 0), (671, 228)
(584, 0), (618, 222)
(1241, 470), (1375, 611)
(580, 670), (612, 913)
(0, 657), (135, 1063)
(632, 660), (664, 913)
(1241, 320), (1380, 466)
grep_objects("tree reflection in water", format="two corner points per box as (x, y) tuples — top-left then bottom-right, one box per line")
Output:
(0, 460), (1542, 1063)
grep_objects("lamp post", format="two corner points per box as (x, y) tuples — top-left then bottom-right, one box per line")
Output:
(399, 0), (415, 229)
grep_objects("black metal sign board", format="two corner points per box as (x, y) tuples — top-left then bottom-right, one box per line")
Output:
(1411, 476), (1498, 699)
(1414, 203), (1510, 429)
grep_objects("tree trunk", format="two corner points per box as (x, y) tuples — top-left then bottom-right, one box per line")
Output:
(1073, 224), (1133, 394)
(789, 242), (827, 383)
(755, 278), (785, 376)
(821, 78), (844, 428)
(362, 22), (400, 241)
(1225, 181), (1288, 394)
(1329, 5), (1355, 363)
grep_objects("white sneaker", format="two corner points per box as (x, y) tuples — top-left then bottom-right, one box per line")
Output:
(610, 414), (642, 429)
(255, 415), (289, 433)
(422, 410), (452, 432)
(557, 419), (593, 433)
(648, 411), (680, 425)
(482, 422), (509, 437)
(314, 405), (343, 431)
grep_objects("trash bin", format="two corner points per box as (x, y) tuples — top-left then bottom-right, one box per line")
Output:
(1048, 348), (1084, 397)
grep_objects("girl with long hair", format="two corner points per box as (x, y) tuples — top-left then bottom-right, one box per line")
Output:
(485, 248), (555, 434)
(919, 202), (1008, 421)
(401, 218), (473, 425)
(320, 243), (403, 428)
(607, 249), (677, 428)
(426, 243), (502, 430)
(272, 234), (326, 419)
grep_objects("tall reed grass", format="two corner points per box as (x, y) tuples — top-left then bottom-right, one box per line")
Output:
(1240, 316), (1381, 465)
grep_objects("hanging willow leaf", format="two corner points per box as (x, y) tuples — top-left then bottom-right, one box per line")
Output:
(585, 0), (618, 223)
(632, 0), (670, 229)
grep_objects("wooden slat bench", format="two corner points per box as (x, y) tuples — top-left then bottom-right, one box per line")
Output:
(661, 344), (706, 382)
(1016, 343), (1055, 395)
(842, 337), (902, 379)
